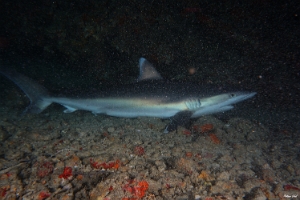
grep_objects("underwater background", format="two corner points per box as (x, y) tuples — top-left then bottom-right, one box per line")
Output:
(0, 0), (299, 199)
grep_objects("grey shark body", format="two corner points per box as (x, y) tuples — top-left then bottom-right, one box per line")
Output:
(0, 58), (256, 132)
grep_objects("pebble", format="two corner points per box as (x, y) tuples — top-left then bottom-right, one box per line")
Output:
(0, 128), (10, 141)
(217, 171), (230, 181)
(155, 160), (166, 172)
(251, 188), (267, 200)
(5, 149), (24, 160)
(107, 127), (115, 133)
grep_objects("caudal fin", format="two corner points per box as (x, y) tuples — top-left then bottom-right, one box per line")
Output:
(0, 67), (52, 113)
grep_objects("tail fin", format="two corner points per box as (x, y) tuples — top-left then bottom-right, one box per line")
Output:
(0, 67), (52, 113)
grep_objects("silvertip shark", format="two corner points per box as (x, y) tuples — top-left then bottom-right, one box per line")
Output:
(0, 58), (256, 133)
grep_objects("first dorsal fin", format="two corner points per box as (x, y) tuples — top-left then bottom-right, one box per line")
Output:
(137, 57), (162, 82)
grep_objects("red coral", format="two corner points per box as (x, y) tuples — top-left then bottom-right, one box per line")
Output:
(90, 159), (99, 169)
(5, 172), (11, 177)
(200, 124), (214, 132)
(38, 191), (50, 200)
(90, 159), (120, 170)
(37, 162), (54, 178)
(182, 129), (191, 136)
(59, 167), (72, 179)
(283, 184), (300, 191)
(134, 146), (145, 156)
(1, 188), (7, 197)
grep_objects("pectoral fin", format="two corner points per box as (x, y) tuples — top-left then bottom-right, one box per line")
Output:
(63, 106), (77, 113)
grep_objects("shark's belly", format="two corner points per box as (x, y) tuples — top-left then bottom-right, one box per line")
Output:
(103, 106), (180, 118)
(50, 97), (188, 118)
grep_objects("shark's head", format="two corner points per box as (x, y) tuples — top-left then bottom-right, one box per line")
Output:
(190, 91), (257, 118)
(204, 92), (257, 107)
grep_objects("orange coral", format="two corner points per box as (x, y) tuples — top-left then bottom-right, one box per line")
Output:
(185, 152), (193, 157)
(209, 133), (220, 144)
(261, 187), (272, 199)
(135, 181), (149, 198)
(198, 170), (214, 182)
(76, 174), (84, 180)
(72, 155), (80, 163)
(38, 191), (50, 200)
(123, 180), (149, 199)
(198, 170), (209, 180)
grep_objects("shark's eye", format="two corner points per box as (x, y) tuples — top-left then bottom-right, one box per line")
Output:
(230, 93), (235, 97)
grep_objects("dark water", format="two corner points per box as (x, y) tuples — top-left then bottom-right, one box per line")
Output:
(1, 0), (299, 133)
(0, 1), (300, 199)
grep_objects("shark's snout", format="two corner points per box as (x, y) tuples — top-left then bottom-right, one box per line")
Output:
(245, 92), (257, 99)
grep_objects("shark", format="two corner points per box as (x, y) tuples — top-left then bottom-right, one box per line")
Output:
(0, 58), (256, 132)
